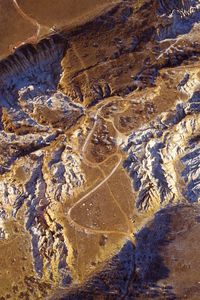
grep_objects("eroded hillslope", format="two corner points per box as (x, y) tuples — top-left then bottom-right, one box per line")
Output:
(0, 0), (200, 299)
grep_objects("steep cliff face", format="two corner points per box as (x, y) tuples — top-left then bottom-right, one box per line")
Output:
(157, 0), (200, 39)
(0, 0), (200, 299)
(0, 35), (67, 107)
(124, 90), (200, 211)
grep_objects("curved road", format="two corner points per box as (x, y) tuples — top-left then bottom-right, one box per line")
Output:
(66, 98), (135, 239)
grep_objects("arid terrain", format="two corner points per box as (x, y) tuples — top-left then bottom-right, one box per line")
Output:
(0, 0), (200, 299)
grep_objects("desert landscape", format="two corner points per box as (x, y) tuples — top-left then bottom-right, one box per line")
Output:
(0, 0), (200, 299)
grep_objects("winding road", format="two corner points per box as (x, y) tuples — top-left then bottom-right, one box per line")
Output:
(12, 0), (50, 45)
(66, 97), (135, 240)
